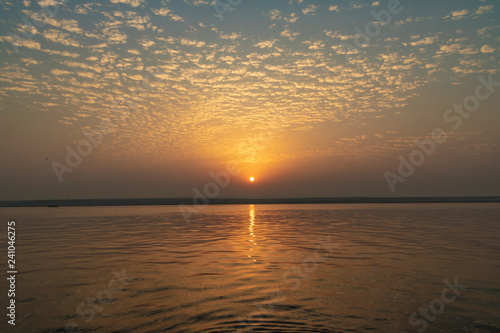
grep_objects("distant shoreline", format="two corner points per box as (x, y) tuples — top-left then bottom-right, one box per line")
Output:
(1, 196), (499, 207)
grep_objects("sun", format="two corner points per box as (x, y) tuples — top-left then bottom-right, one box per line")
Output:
(249, 177), (255, 182)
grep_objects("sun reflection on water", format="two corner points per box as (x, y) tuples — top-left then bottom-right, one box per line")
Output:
(248, 204), (257, 262)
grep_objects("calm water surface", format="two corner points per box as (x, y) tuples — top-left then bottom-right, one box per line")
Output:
(0, 203), (499, 332)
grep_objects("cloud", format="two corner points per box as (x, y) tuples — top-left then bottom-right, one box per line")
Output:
(285, 12), (299, 23)
(169, 14), (184, 22)
(268, 9), (281, 20)
(303, 40), (325, 50)
(445, 9), (469, 20)
(152, 8), (170, 16)
(475, 5), (493, 16)
(480, 45), (495, 53)
(219, 32), (241, 40)
(351, 4), (365, 10)
(409, 36), (437, 46)
(183, 0), (211, 6)
(324, 30), (355, 40)
(280, 29), (299, 41)
(179, 37), (205, 47)
(372, 2), (380, 6)
(394, 17), (413, 26)
(1, 35), (41, 50)
(254, 39), (277, 48)
(437, 41), (479, 56)
(42, 29), (82, 47)
(302, 4), (319, 15)
(438, 43), (463, 54)
(110, 0), (144, 7)
(22, 10), (84, 34)
(98, 24), (128, 44)
(127, 74), (144, 81)
(384, 37), (399, 43)
(219, 55), (235, 65)
(44, 49), (80, 58)
(74, 5), (88, 14)
(51, 68), (71, 75)
(37, 0), (65, 6)
(21, 58), (39, 66)
(268, 9), (299, 23)
(77, 71), (95, 79)
(126, 13), (151, 31)
(1, 0), (497, 168)
(152, 7), (184, 21)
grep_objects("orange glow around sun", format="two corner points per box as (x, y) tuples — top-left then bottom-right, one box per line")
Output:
(249, 177), (255, 182)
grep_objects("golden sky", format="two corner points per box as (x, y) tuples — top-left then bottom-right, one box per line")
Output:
(0, 0), (499, 199)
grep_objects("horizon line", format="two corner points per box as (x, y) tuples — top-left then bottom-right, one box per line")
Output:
(1, 196), (499, 207)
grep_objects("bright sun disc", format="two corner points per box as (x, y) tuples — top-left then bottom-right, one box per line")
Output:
(249, 177), (255, 182)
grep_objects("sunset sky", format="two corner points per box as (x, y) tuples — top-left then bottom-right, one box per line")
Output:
(0, 0), (499, 200)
